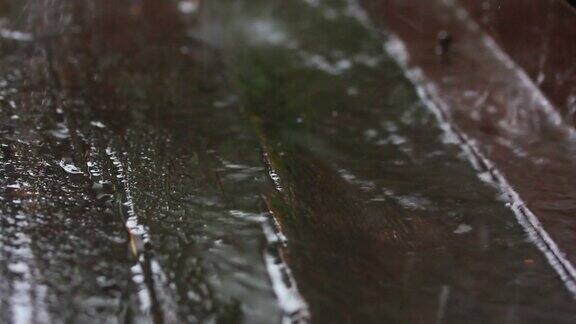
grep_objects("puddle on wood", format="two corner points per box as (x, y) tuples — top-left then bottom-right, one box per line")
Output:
(0, 0), (574, 323)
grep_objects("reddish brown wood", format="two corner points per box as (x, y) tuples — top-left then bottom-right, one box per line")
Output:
(362, 0), (576, 294)
(460, 0), (576, 126)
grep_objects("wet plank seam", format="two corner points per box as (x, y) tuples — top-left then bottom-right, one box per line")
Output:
(444, 0), (573, 135)
(384, 32), (576, 297)
(262, 214), (310, 323)
(105, 145), (180, 323)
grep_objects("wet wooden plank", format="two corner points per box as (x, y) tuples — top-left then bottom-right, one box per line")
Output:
(363, 0), (576, 301)
(460, 0), (576, 126)
(0, 1), (281, 323)
(1, 0), (575, 323)
(226, 0), (576, 322)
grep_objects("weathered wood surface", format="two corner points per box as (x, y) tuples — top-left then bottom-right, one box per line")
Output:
(0, 0), (575, 323)
(230, 1), (576, 322)
(460, 0), (576, 126)
(0, 1), (280, 323)
(362, 0), (576, 300)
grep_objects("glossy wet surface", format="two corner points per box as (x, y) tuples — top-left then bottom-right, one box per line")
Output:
(0, 0), (574, 323)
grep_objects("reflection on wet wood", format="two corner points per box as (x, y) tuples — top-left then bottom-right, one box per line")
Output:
(258, 127), (440, 250)
(460, 0), (576, 127)
(363, 0), (576, 305)
(2, 0), (576, 323)
(257, 127), (443, 322)
(228, 0), (576, 322)
(0, 0), (279, 323)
